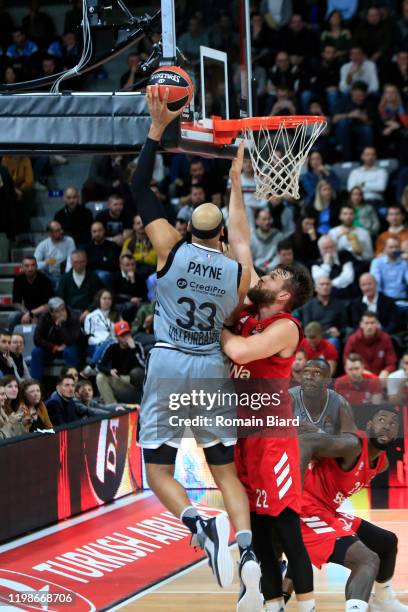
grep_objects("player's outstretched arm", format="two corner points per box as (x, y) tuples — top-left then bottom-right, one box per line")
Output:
(300, 432), (361, 468)
(131, 86), (184, 269)
(227, 143), (259, 288)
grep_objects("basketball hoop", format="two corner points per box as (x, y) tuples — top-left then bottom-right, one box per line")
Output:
(212, 115), (327, 200)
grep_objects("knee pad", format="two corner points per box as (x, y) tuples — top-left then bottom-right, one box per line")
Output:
(204, 443), (234, 465)
(143, 444), (178, 465)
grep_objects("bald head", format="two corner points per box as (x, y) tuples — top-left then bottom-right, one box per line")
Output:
(191, 203), (223, 239)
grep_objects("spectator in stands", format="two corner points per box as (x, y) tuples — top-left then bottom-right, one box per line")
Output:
(348, 185), (380, 237)
(353, 6), (393, 65)
(250, 208), (284, 273)
(31, 297), (82, 380)
(1, 155), (34, 220)
(34, 221), (75, 288)
(350, 272), (400, 334)
(280, 13), (319, 62)
(290, 347), (308, 386)
(22, 0), (55, 46)
(227, 156), (263, 212)
(302, 322), (338, 375)
(177, 184), (206, 221)
(271, 240), (310, 276)
(312, 235), (356, 299)
(305, 180), (340, 235)
(74, 380), (129, 417)
(112, 254), (147, 322)
(333, 83), (376, 160)
(84, 221), (120, 287)
(54, 187), (93, 247)
(0, 380), (25, 440)
(83, 289), (119, 360)
(300, 150), (340, 208)
(18, 378), (53, 432)
(120, 52), (142, 91)
(175, 218), (188, 238)
(387, 351), (408, 404)
(335, 353), (383, 405)
(347, 146), (388, 206)
(329, 204), (373, 262)
(265, 51), (299, 109)
(375, 206), (408, 255)
(297, 276), (348, 349)
(10, 255), (53, 330)
(320, 11), (351, 61)
(10, 333), (30, 382)
(6, 28), (38, 60)
(0, 330), (16, 377)
(60, 365), (79, 385)
(289, 215), (321, 269)
(387, 51), (408, 104)
(377, 84), (408, 160)
(95, 193), (132, 247)
(260, 0), (292, 29)
(370, 236), (408, 300)
(177, 16), (209, 66)
(121, 215), (157, 277)
(308, 45), (341, 115)
(96, 321), (145, 404)
(267, 196), (296, 237)
(57, 250), (102, 322)
(339, 47), (379, 95)
(343, 312), (397, 379)
(3, 375), (20, 415)
(249, 12), (275, 68)
(45, 374), (79, 426)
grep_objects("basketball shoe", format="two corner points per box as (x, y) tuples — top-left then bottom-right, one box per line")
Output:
(371, 590), (408, 611)
(194, 514), (234, 588)
(236, 547), (263, 612)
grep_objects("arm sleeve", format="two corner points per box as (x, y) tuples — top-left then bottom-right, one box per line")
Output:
(131, 137), (167, 225)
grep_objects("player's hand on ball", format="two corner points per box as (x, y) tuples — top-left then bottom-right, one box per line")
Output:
(146, 85), (186, 136)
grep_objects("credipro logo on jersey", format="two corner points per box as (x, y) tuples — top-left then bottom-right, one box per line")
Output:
(176, 277), (226, 296)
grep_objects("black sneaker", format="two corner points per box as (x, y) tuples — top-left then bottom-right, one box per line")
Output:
(236, 548), (263, 612)
(198, 514), (234, 588)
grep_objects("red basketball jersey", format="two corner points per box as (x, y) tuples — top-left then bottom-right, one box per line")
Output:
(302, 433), (387, 512)
(233, 309), (304, 516)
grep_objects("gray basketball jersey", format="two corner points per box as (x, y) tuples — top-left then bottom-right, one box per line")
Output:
(290, 386), (343, 434)
(154, 241), (240, 354)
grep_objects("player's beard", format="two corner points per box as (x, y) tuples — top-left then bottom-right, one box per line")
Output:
(247, 286), (278, 306)
(367, 425), (394, 450)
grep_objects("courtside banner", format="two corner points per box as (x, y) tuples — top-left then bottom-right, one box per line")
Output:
(0, 412), (142, 543)
(0, 497), (226, 611)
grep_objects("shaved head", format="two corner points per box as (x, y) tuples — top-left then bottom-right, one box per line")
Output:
(191, 203), (223, 239)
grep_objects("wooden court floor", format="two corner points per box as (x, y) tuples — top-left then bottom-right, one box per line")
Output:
(125, 510), (408, 611)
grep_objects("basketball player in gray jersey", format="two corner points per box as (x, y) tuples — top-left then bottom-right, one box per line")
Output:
(291, 359), (356, 434)
(131, 86), (263, 612)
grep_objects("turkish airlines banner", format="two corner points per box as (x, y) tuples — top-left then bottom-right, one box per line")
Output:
(0, 412), (142, 543)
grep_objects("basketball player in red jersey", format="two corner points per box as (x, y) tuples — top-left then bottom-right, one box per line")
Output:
(284, 407), (407, 612)
(221, 145), (316, 612)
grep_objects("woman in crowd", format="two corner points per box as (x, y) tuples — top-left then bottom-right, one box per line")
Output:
(83, 289), (120, 359)
(289, 214), (321, 269)
(0, 378), (25, 439)
(18, 379), (53, 433)
(121, 214), (157, 277)
(348, 185), (380, 236)
(301, 150), (340, 207)
(377, 83), (408, 160)
(60, 366), (79, 384)
(305, 179), (340, 235)
(320, 10), (352, 60)
(3, 375), (20, 415)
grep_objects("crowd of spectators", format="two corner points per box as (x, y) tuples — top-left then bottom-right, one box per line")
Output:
(1, 0), (408, 441)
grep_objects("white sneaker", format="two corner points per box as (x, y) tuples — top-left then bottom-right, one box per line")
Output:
(236, 548), (263, 612)
(198, 514), (234, 588)
(371, 591), (408, 611)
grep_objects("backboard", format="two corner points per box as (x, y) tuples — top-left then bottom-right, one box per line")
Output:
(158, 0), (253, 157)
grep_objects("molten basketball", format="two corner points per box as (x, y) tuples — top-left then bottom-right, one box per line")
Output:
(148, 66), (194, 111)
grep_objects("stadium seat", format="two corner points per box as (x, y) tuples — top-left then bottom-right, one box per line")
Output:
(331, 162), (359, 191)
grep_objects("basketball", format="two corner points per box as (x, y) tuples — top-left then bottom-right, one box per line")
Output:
(148, 65), (194, 111)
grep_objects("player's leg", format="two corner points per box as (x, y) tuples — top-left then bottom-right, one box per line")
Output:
(251, 512), (285, 612)
(330, 535), (380, 611)
(356, 520), (407, 611)
(144, 444), (235, 589)
(272, 507), (315, 612)
(205, 445), (263, 612)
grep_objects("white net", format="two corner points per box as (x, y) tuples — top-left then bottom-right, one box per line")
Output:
(244, 119), (327, 200)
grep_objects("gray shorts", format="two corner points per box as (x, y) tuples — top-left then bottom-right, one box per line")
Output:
(138, 345), (237, 449)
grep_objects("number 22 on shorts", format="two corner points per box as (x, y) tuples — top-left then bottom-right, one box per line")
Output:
(256, 488), (269, 508)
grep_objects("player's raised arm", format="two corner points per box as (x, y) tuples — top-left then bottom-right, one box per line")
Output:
(299, 432), (361, 476)
(131, 86), (184, 270)
(227, 143), (259, 287)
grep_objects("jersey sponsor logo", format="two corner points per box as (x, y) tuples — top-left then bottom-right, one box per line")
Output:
(187, 261), (222, 280)
(230, 363), (251, 379)
(177, 278), (188, 289)
(189, 281), (226, 296)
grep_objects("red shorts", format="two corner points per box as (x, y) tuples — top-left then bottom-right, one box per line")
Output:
(234, 437), (302, 516)
(300, 506), (362, 569)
